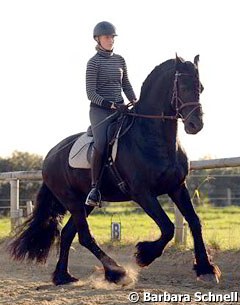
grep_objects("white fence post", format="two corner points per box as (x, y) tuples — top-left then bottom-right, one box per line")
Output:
(174, 206), (185, 244)
(10, 179), (22, 230)
(227, 188), (232, 206)
(26, 200), (33, 216)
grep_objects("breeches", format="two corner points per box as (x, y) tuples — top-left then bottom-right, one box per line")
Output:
(89, 106), (117, 155)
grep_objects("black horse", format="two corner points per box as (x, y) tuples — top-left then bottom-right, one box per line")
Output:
(9, 55), (221, 285)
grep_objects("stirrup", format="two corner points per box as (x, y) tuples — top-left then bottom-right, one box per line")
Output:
(85, 188), (102, 207)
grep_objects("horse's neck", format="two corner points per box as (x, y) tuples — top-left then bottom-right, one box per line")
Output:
(133, 118), (177, 150)
(136, 71), (175, 114)
(129, 112), (178, 163)
(130, 74), (178, 159)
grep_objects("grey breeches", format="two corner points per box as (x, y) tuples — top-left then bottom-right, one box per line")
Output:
(89, 106), (117, 155)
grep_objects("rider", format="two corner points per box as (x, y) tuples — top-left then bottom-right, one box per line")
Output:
(85, 21), (137, 207)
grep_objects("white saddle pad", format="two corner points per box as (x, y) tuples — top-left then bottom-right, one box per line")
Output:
(69, 133), (93, 169)
(69, 132), (119, 169)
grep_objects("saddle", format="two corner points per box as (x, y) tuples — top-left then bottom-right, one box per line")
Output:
(68, 124), (121, 169)
(69, 116), (129, 194)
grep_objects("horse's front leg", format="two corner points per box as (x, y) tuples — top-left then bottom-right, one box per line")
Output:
(133, 193), (175, 267)
(169, 183), (221, 283)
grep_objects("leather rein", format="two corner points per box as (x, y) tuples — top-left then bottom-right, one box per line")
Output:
(127, 71), (202, 123)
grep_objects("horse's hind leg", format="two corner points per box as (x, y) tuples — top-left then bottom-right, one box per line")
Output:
(169, 183), (221, 283)
(133, 193), (175, 267)
(71, 205), (129, 285)
(52, 206), (94, 285)
(52, 216), (78, 285)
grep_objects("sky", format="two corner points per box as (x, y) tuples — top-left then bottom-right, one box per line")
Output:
(0, 0), (240, 160)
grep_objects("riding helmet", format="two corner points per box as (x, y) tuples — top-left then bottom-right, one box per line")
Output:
(93, 21), (117, 38)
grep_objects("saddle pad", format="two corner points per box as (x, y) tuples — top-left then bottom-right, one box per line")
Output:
(69, 132), (119, 169)
(69, 133), (93, 169)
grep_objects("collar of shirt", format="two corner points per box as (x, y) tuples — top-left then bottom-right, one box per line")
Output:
(97, 48), (113, 58)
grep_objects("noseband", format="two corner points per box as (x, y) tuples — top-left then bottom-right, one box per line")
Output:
(128, 70), (202, 122)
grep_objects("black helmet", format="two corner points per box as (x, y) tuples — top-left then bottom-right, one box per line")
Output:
(93, 21), (117, 38)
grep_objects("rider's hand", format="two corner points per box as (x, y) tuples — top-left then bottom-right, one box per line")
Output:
(115, 103), (129, 113)
(102, 100), (117, 109)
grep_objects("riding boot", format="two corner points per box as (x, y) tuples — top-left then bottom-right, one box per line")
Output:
(85, 148), (103, 207)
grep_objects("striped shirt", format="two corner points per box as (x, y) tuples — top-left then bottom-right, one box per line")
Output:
(86, 48), (136, 107)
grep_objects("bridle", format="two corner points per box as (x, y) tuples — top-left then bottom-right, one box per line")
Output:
(171, 71), (202, 122)
(127, 70), (202, 123)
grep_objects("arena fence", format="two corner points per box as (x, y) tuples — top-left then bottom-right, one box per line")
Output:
(0, 157), (240, 243)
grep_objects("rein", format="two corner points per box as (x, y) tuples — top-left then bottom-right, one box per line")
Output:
(127, 112), (178, 120)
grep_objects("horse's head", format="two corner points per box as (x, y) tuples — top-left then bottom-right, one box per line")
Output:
(173, 54), (204, 134)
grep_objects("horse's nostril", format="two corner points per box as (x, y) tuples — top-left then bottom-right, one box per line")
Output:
(185, 120), (203, 134)
(188, 122), (196, 130)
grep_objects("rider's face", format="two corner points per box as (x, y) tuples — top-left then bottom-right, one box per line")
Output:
(98, 35), (115, 51)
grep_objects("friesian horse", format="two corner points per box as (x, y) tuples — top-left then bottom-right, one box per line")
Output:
(9, 55), (221, 285)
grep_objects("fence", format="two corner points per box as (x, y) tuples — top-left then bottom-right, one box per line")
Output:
(0, 157), (240, 243)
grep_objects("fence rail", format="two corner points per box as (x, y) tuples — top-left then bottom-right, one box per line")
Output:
(190, 157), (240, 170)
(0, 157), (240, 243)
(0, 157), (240, 182)
(0, 171), (42, 180)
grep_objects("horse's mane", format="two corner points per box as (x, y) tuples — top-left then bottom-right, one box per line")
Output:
(139, 58), (176, 99)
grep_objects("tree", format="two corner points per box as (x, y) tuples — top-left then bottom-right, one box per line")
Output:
(0, 151), (43, 215)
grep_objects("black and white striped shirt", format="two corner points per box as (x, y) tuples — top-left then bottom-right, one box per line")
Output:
(86, 48), (136, 107)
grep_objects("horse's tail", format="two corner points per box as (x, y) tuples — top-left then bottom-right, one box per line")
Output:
(9, 183), (66, 263)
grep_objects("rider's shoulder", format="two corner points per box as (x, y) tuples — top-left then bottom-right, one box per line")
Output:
(87, 53), (99, 67)
(113, 53), (126, 63)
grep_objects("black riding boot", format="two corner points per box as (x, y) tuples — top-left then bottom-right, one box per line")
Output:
(85, 148), (103, 207)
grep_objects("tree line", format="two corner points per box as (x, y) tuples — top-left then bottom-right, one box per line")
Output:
(0, 151), (43, 214)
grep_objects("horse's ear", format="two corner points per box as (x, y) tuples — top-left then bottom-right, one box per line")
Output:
(175, 53), (184, 70)
(194, 55), (200, 67)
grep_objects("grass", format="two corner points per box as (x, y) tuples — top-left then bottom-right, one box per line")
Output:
(193, 205), (240, 250)
(1, 205), (240, 250)
(0, 217), (11, 240)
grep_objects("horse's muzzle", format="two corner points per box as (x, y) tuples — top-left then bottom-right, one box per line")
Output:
(184, 119), (203, 134)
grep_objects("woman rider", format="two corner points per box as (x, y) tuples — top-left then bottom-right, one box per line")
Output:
(85, 21), (137, 207)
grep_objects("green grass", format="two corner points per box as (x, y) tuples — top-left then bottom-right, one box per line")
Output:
(192, 205), (240, 250)
(1, 205), (240, 250)
(0, 217), (11, 239)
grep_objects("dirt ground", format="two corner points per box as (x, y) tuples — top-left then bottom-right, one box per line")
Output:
(0, 241), (240, 305)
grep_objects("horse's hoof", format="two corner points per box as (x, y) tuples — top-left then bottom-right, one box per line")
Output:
(52, 271), (79, 286)
(135, 251), (147, 267)
(194, 264), (221, 284)
(117, 272), (134, 287)
(104, 265), (126, 284)
(197, 273), (219, 284)
(135, 241), (158, 267)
